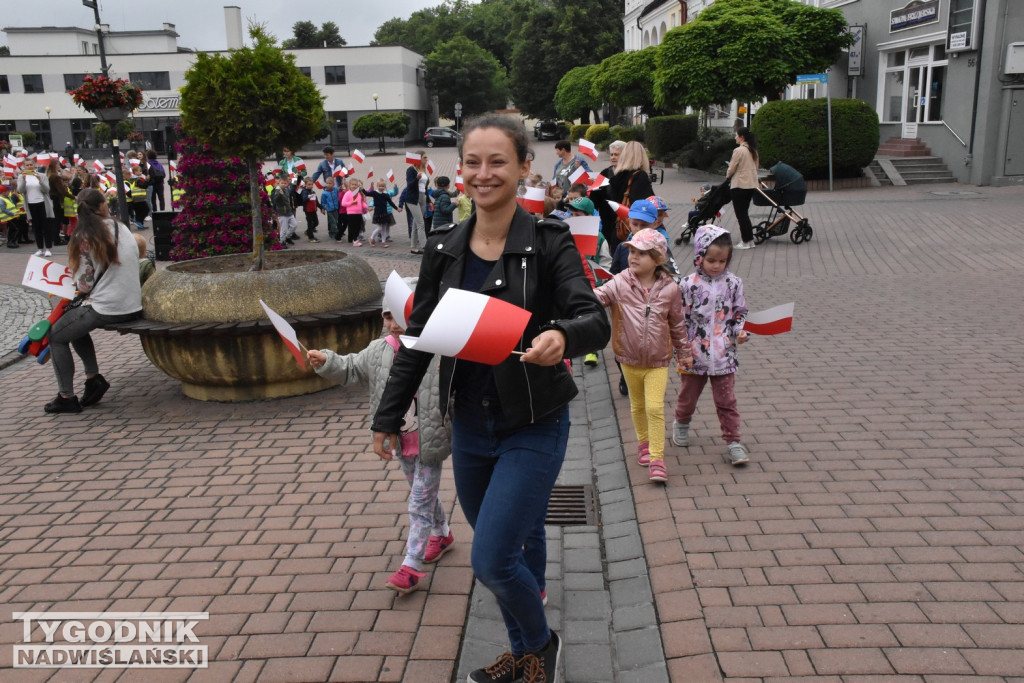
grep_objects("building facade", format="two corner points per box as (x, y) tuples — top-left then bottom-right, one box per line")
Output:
(821, 0), (1023, 185)
(0, 14), (430, 157)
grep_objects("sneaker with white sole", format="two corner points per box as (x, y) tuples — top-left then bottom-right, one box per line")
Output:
(34, 250), (44, 256)
(384, 565), (426, 595)
(672, 421), (690, 447)
(726, 441), (749, 466)
(44, 250), (52, 257)
(519, 631), (561, 683)
(637, 441), (650, 466)
(423, 531), (454, 563)
(648, 459), (668, 482)
(734, 240), (754, 250)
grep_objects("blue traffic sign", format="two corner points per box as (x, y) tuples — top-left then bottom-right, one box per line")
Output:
(796, 73), (829, 84)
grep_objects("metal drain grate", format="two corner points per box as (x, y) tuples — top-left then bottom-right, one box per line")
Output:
(545, 484), (598, 526)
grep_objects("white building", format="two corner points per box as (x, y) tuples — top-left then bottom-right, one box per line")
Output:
(0, 7), (430, 155)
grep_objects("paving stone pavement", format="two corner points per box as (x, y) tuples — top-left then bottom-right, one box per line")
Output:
(0, 141), (1022, 681)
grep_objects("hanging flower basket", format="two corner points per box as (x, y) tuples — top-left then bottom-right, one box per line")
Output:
(69, 75), (143, 118)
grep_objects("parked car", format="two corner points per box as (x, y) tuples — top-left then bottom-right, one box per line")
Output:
(423, 127), (460, 147)
(534, 120), (567, 140)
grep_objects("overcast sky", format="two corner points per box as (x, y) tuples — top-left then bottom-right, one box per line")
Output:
(1, 0), (437, 51)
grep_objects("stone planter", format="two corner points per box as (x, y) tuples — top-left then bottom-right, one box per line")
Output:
(94, 107), (130, 122)
(139, 250), (382, 401)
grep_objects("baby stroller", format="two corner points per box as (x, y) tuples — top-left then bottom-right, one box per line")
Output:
(752, 162), (813, 244)
(675, 178), (731, 245)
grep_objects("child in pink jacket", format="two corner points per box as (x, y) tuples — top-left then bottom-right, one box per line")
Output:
(341, 178), (368, 246)
(594, 227), (688, 483)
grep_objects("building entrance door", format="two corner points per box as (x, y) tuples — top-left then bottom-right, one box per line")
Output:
(1006, 91), (1024, 176)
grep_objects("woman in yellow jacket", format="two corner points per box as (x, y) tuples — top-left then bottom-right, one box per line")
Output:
(727, 127), (760, 250)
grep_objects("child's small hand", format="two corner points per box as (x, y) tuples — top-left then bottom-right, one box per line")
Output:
(307, 349), (326, 368)
(736, 330), (748, 345)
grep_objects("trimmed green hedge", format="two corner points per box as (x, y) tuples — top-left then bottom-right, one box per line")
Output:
(751, 98), (879, 179)
(608, 125), (645, 144)
(569, 124), (590, 142)
(644, 115), (699, 160)
(585, 123), (612, 146)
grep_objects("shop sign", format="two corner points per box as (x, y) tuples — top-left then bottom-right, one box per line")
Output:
(137, 95), (181, 112)
(890, 0), (940, 33)
(848, 26), (865, 76)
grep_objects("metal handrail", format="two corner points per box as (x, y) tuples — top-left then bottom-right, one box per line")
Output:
(943, 120), (967, 147)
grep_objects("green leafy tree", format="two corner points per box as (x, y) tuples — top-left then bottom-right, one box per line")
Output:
(554, 64), (601, 123)
(654, 0), (852, 110)
(352, 113), (412, 140)
(180, 25), (324, 270)
(426, 36), (509, 118)
(372, 0), (470, 55)
(592, 47), (660, 114)
(0, 46), (9, 56)
(462, 0), (538, 67)
(283, 20), (347, 49)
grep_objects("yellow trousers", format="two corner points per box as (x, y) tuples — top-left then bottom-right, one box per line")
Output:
(621, 364), (669, 463)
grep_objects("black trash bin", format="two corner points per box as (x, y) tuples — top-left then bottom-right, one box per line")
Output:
(151, 211), (178, 261)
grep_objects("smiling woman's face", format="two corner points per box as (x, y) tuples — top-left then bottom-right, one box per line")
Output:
(460, 127), (530, 212)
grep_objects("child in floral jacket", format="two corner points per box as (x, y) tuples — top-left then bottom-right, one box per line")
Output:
(673, 224), (751, 466)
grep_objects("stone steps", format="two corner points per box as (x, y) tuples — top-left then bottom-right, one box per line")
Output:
(869, 155), (956, 186)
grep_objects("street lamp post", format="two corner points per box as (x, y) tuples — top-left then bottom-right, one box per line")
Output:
(44, 107), (51, 150)
(372, 93), (384, 153)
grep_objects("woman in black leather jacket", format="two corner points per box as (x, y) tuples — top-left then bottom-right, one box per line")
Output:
(372, 114), (609, 683)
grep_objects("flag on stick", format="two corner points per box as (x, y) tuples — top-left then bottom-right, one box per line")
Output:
(565, 216), (601, 257)
(568, 166), (590, 186)
(386, 169), (395, 183)
(384, 271), (415, 330)
(517, 186), (545, 214)
(259, 300), (308, 369)
(405, 152), (421, 165)
(400, 289), (531, 365)
(352, 149), (365, 164)
(607, 200), (631, 220)
(744, 303), (795, 335)
(93, 160), (105, 173)
(366, 167), (374, 180)
(588, 174), (609, 190)
(426, 159), (435, 176)
(333, 165), (345, 178)
(314, 178), (325, 189)
(169, 160), (177, 173)
(294, 160), (306, 172)
(578, 139), (598, 161)
(455, 175), (464, 192)
(35, 153), (52, 166)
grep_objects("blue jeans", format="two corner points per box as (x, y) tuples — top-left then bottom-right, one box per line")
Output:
(452, 403), (569, 655)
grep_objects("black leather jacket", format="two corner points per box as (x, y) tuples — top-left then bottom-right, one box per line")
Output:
(372, 205), (611, 433)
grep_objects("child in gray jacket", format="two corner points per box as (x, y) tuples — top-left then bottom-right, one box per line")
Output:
(308, 280), (454, 595)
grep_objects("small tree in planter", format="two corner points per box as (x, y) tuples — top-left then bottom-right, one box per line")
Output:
(179, 24), (323, 271)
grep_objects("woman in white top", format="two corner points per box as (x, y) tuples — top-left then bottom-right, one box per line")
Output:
(44, 188), (143, 414)
(16, 157), (55, 255)
(727, 127), (760, 250)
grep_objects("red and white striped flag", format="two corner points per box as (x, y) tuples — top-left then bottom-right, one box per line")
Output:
(578, 139), (599, 161)
(399, 288), (532, 365)
(455, 175), (464, 192)
(104, 171), (116, 185)
(568, 166), (590, 186)
(426, 159), (435, 176)
(352, 149), (365, 164)
(35, 153), (52, 166)
(129, 158), (141, 167)
(566, 216), (601, 257)
(93, 160), (105, 173)
(517, 186), (545, 214)
(405, 152), (421, 165)
(744, 302), (795, 336)
(386, 169), (395, 183)
(58, 156), (67, 167)
(366, 167), (374, 180)
(333, 165), (345, 178)
(73, 154), (84, 166)
(169, 160), (177, 173)
(294, 160), (306, 172)
(607, 200), (630, 220)
(314, 178), (325, 189)
(588, 174), (609, 190)
(384, 271), (415, 331)
(259, 300), (307, 369)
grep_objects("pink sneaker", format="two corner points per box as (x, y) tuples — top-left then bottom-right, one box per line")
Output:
(424, 531), (454, 564)
(385, 565), (426, 595)
(637, 441), (650, 466)
(352, 240), (363, 247)
(649, 460), (667, 483)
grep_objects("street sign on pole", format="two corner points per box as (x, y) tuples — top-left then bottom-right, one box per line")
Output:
(454, 103), (462, 134)
(796, 73), (829, 84)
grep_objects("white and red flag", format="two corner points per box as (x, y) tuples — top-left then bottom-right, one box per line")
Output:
(568, 166), (590, 186)
(588, 174), (609, 190)
(92, 159), (105, 173)
(73, 154), (82, 166)
(365, 167), (374, 180)
(332, 165), (345, 178)
(399, 288), (531, 365)
(517, 186), (545, 214)
(744, 302), (795, 335)
(405, 152), (421, 165)
(592, 266), (614, 281)
(386, 169), (395, 183)
(58, 156), (67, 167)
(565, 215), (601, 257)
(384, 271), (415, 330)
(455, 175), (464, 192)
(352, 149), (365, 164)
(426, 159), (435, 176)
(578, 139), (598, 161)
(294, 160), (306, 173)
(104, 171), (116, 185)
(35, 153), (52, 166)
(607, 200), (631, 220)
(314, 178), (325, 189)
(169, 160), (177, 173)
(129, 158), (141, 167)
(259, 299), (307, 369)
